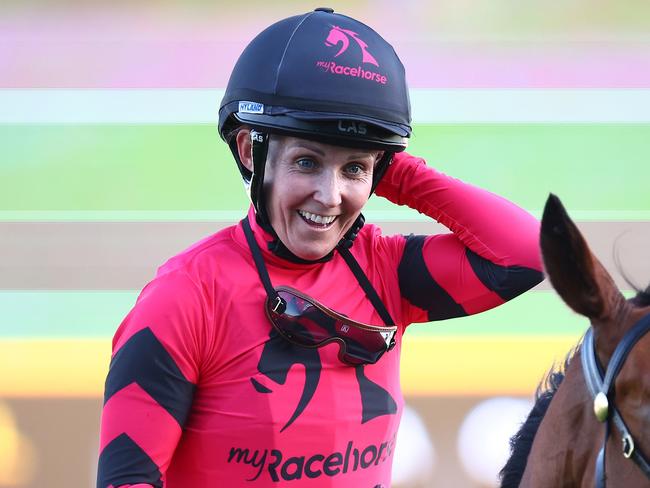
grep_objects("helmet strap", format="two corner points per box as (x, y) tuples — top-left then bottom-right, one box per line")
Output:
(370, 151), (394, 193)
(226, 127), (272, 229)
(336, 213), (365, 250)
(249, 129), (270, 222)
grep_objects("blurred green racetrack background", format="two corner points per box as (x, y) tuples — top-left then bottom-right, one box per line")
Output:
(1, 1), (649, 486)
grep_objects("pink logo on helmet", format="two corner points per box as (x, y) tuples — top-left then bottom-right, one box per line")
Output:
(324, 26), (379, 67)
(317, 25), (388, 85)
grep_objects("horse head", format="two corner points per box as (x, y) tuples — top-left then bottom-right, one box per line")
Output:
(325, 26), (350, 58)
(324, 26), (379, 67)
(503, 194), (650, 487)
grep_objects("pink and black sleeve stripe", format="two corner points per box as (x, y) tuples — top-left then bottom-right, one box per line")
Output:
(398, 234), (543, 322)
(97, 327), (196, 488)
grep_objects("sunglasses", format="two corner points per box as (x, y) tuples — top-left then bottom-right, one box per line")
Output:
(265, 286), (397, 365)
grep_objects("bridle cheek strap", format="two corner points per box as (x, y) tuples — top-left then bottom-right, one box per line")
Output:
(580, 315), (650, 487)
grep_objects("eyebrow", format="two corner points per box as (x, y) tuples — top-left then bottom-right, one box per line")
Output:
(292, 142), (375, 160)
(293, 142), (326, 156)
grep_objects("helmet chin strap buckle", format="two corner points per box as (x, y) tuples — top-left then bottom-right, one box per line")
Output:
(337, 214), (365, 250)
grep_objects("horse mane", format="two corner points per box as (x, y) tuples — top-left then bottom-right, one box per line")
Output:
(632, 284), (650, 307)
(615, 248), (650, 307)
(499, 344), (581, 488)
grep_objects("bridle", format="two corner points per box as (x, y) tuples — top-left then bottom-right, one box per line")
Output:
(580, 314), (650, 487)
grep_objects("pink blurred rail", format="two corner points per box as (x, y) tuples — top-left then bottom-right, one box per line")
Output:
(2, 41), (650, 88)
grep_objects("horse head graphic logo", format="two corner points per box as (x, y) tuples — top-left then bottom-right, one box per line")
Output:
(324, 26), (379, 67)
(251, 313), (397, 431)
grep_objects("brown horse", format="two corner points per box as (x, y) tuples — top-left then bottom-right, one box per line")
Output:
(500, 194), (650, 487)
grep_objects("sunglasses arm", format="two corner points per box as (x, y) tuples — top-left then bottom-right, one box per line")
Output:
(271, 296), (287, 314)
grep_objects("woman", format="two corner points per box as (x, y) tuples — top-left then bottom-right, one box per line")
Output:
(97, 8), (543, 488)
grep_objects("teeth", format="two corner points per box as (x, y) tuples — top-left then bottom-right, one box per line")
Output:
(299, 210), (336, 225)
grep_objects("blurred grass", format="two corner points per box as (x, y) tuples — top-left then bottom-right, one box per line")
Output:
(0, 289), (597, 338)
(2, 123), (650, 214)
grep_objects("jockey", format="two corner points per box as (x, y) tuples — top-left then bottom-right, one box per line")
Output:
(97, 8), (543, 487)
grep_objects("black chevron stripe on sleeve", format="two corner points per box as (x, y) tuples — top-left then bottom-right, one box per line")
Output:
(398, 234), (467, 320)
(97, 433), (162, 488)
(465, 248), (544, 301)
(104, 326), (196, 426)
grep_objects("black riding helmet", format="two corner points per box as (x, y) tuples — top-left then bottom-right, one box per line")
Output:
(218, 7), (412, 261)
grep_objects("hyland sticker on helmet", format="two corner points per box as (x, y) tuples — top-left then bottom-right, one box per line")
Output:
(239, 101), (264, 114)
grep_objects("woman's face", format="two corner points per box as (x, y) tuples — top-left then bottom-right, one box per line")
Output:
(241, 132), (381, 260)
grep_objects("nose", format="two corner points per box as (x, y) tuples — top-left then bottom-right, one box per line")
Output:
(313, 170), (342, 208)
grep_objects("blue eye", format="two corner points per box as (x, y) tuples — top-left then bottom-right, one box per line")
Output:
(346, 163), (364, 175)
(297, 158), (316, 169)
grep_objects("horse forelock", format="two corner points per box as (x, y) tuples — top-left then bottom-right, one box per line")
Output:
(499, 343), (582, 488)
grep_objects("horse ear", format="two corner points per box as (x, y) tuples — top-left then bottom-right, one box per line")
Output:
(540, 194), (615, 320)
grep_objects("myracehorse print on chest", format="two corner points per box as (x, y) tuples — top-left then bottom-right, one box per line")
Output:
(501, 194), (650, 488)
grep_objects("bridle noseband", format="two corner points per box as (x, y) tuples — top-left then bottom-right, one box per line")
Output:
(580, 314), (650, 487)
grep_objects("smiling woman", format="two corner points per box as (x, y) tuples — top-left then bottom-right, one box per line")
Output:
(240, 133), (380, 261)
(96, 7), (543, 488)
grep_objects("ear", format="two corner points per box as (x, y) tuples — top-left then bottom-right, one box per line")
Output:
(235, 128), (253, 172)
(540, 194), (620, 320)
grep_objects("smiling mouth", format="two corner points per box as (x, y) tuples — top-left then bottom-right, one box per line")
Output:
(297, 210), (338, 228)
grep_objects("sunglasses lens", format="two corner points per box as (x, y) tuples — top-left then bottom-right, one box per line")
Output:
(267, 289), (394, 365)
(273, 292), (336, 344)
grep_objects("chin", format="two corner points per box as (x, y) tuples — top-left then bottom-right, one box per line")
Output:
(289, 242), (336, 261)
(293, 248), (331, 261)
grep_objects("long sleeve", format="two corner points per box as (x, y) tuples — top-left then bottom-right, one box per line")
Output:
(376, 151), (544, 325)
(97, 271), (206, 488)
